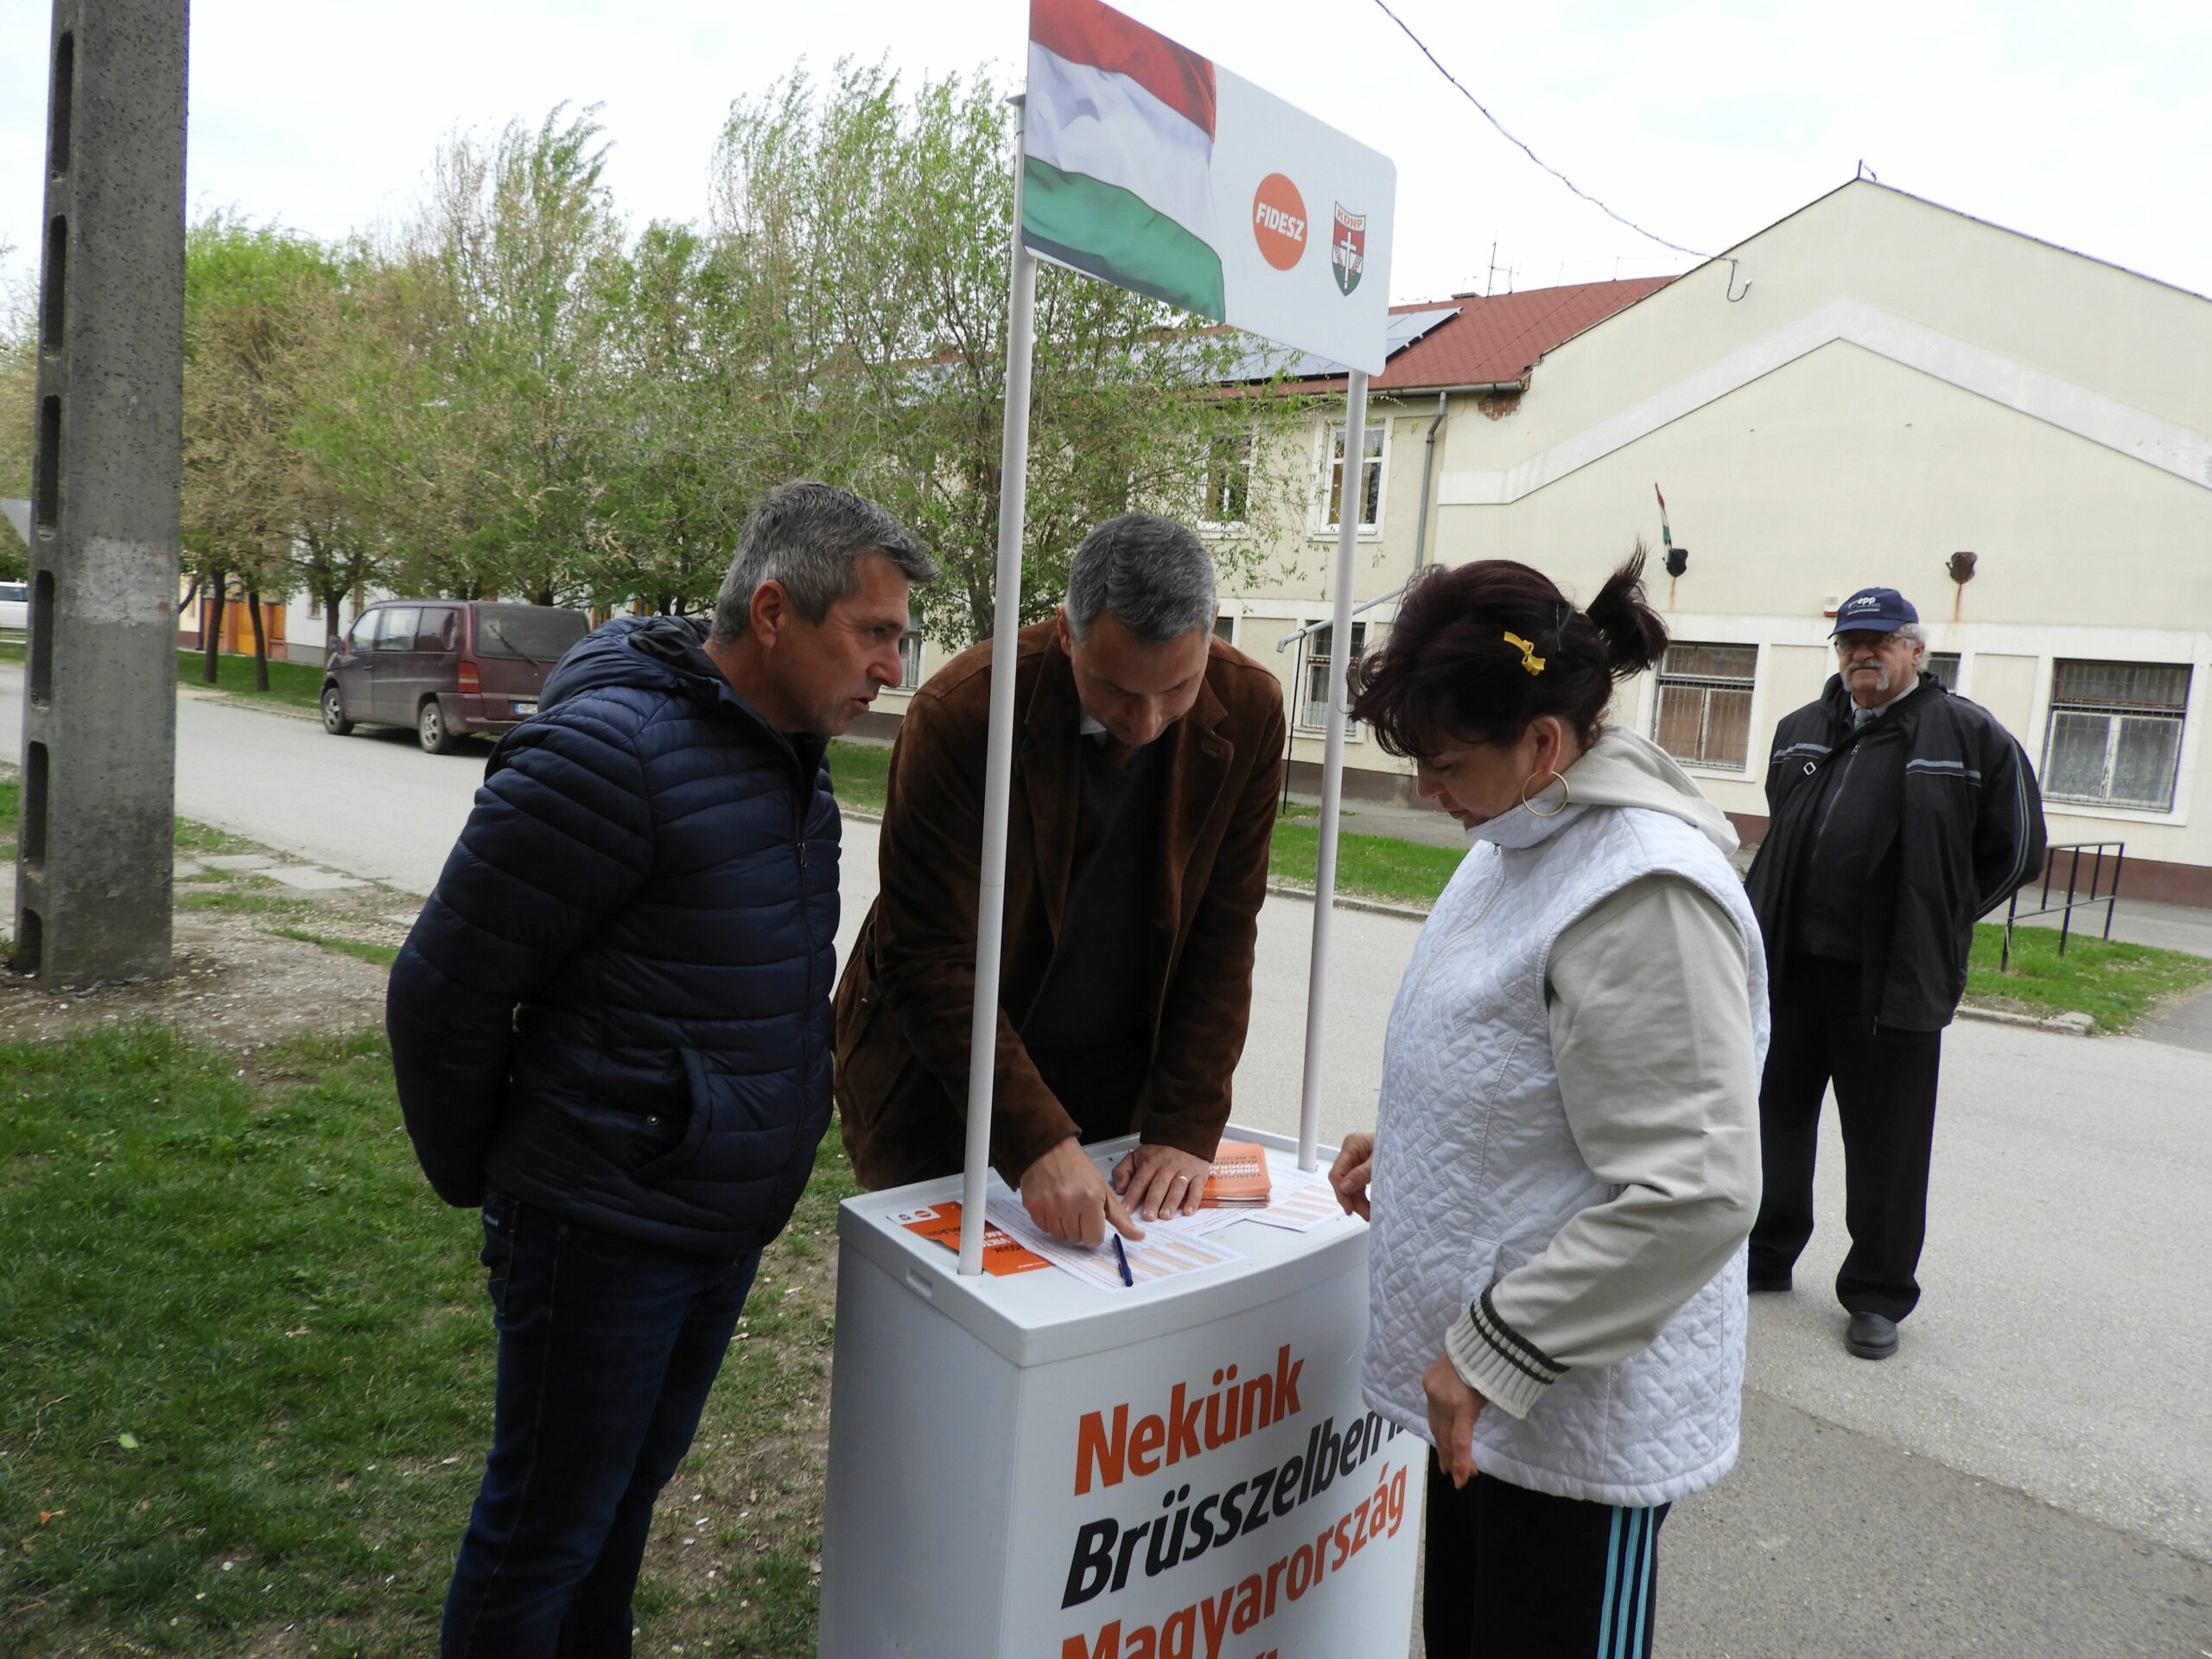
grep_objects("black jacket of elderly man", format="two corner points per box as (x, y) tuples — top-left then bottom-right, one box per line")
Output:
(1742, 586), (2045, 1363)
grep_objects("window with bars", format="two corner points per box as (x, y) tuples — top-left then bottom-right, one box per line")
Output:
(1924, 652), (1961, 690)
(1321, 423), (1383, 532)
(1297, 620), (1367, 732)
(1200, 432), (1252, 526)
(1652, 642), (1758, 769)
(896, 633), (925, 692)
(2042, 660), (2191, 810)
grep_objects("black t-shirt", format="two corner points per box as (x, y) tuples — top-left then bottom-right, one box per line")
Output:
(1020, 733), (1165, 1137)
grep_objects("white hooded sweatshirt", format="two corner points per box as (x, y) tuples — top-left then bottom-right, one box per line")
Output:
(1363, 727), (1770, 1507)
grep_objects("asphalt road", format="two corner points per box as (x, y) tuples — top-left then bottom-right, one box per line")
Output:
(7, 665), (2209, 1656)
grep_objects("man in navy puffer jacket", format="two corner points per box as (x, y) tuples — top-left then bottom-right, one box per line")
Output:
(388, 482), (934, 1658)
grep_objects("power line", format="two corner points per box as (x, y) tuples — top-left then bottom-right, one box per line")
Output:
(1367, 0), (1712, 261)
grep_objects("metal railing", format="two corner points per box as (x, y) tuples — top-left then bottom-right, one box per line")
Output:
(2000, 841), (2125, 970)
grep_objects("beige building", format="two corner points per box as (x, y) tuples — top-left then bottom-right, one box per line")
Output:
(874, 180), (2212, 903)
(1220, 180), (2212, 904)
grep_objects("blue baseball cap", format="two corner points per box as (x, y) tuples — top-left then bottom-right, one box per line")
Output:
(1830, 587), (1919, 636)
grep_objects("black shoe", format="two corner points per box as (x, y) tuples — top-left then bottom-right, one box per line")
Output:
(1747, 1268), (1792, 1294)
(1846, 1312), (1898, 1360)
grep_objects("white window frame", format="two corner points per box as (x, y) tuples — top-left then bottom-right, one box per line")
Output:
(1923, 651), (1961, 690)
(1314, 420), (1386, 538)
(1211, 613), (1237, 646)
(896, 632), (925, 693)
(1295, 619), (1367, 735)
(1650, 641), (1759, 772)
(2041, 658), (2191, 813)
(1198, 430), (1255, 531)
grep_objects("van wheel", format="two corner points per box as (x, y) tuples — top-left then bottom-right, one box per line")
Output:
(418, 699), (461, 754)
(321, 684), (354, 735)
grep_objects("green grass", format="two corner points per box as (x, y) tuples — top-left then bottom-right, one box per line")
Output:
(0, 1027), (483, 1654)
(1968, 922), (2212, 1031)
(1268, 819), (1468, 907)
(174, 816), (258, 858)
(826, 740), (1451, 911)
(269, 928), (399, 969)
(0, 1025), (857, 1656)
(1263, 815), (2210, 1029)
(0, 773), (16, 864)
(176, 648), (325, 713)
(824, 738), (891, 814)
(0, 641), (317, 702)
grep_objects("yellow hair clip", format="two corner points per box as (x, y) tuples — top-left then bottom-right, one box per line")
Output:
(1503, 632), (1547, 675)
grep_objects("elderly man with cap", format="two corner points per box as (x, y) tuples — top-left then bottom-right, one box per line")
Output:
(1742, 587), (2045, 1361)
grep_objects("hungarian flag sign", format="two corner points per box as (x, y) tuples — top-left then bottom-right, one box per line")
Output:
(1021, 0), (1396, 375)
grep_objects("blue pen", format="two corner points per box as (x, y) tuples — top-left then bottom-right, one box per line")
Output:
(1111, 1235), (1134, 1287)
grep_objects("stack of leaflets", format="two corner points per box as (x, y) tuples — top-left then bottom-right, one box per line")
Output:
(1198, 1141), (1272, 1207)
(892, 1200), (1052, 1275)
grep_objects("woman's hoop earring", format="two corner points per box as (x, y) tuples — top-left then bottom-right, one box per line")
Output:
(1519, 769), (1570, 817)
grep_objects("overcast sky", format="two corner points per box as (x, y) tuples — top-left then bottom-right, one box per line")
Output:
(4, 0), (2209, 308)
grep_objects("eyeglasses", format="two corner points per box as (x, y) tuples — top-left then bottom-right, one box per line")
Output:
(1834, 631), (1904, 656)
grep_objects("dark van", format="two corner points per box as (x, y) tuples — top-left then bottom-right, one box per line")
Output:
(321, 601), (591, 753)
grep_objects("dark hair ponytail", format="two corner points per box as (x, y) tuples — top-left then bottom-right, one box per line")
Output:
(1583, 544), (1670, 678)
(1349, 547), (1669, 756)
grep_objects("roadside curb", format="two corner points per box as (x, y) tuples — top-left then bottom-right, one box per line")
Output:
(181, 684), (322, 725)
(1955, 1004), (2098, 1037)
(1263, 883), (1433, 922)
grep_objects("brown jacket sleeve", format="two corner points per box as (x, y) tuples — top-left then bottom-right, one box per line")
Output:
(868, 683), (1078, 1185)
(1136, 685), (1285, 1160)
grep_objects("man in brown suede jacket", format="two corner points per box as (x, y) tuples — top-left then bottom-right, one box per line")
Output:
(835, 512), (1286, 1246)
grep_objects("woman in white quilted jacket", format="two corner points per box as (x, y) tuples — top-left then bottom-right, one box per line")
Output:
(1329, 550), (1768, 1659)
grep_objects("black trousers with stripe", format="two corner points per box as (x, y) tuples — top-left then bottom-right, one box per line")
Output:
(1423, 1454), (1669, 1659)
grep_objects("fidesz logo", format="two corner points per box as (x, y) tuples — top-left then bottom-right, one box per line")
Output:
(1252, 174), (1307, 271)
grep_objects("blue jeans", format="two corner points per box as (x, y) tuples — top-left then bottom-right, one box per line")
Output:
(440, 1191), (761, 1658)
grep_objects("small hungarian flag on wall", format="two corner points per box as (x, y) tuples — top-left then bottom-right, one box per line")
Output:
(1023, 0), (1227, 319)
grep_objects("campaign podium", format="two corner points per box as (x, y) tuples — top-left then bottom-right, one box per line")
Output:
(817, 1128), (1419, 1658)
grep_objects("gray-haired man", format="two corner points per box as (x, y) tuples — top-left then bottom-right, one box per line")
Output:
(390, 481), (934, 1656)
(834, 512), (1287, 1247)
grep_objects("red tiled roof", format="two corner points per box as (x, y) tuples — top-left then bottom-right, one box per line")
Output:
(1304, 276), (1675, 392)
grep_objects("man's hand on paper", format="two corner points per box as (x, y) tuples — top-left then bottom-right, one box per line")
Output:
(1112, 1143), (1212, 1221)
(1020, 1137), (1144, 1248)
(1424, 1350), (1488, 1489)
(1328, 1132), (1375, 1220)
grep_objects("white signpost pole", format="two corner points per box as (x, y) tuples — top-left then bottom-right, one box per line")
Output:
(958, 109), (1039, 1275)
(1294, 368), (1370, 1173)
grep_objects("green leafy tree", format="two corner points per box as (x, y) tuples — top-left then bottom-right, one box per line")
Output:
(709, 60), (1310, 645)
(588, 220), (762, 616)
(372, 105), (626, 605)
(183, 216), (343, 688)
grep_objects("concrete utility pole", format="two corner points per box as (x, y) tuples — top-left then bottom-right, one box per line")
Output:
(12, 1), (187, 982)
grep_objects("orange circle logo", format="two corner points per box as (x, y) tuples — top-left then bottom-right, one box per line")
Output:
(1251, 174), (1308, 270)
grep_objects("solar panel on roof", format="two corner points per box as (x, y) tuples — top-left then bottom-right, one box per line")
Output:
(1385, 306), (1460, 351)
(1212, 305), (1461, 384)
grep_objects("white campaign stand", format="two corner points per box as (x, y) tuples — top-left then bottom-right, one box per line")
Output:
(818, 1128), (1420, 1659)
(819, 16), (1408, 1654)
